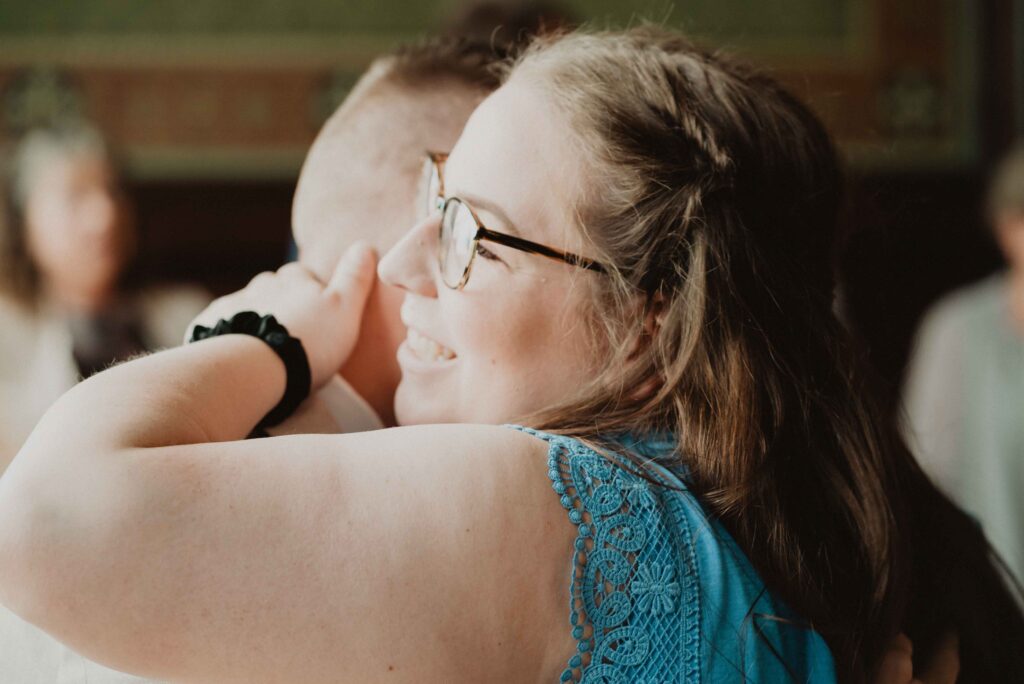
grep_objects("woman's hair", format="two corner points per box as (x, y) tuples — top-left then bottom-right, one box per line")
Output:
(0, 124), (112, 307)
(513, 27), (1024, 682)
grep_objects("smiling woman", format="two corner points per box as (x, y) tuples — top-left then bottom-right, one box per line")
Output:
(379, 81), (606, 427)
(0, 27), (1020, 684)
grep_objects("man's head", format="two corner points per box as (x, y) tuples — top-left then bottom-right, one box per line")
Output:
(291, 39), (504, 424)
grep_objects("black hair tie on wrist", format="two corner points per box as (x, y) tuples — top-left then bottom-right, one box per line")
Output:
(188, 311), (312, 429)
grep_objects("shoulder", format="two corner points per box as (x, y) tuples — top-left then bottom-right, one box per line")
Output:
(908, 273), (1009, 381)
(919, 273), (1007, 336)
(522, 430), (838, 682)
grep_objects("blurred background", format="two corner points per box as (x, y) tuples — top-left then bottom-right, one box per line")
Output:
(0, 0), (1021, 394)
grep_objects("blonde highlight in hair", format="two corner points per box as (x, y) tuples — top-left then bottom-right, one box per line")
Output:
(507, 27), (1024, 682)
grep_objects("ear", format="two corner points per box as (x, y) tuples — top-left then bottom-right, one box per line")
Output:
(623, 291), (667, 402)
(640, 290), (667, 344)
(624, 290), (666, 360)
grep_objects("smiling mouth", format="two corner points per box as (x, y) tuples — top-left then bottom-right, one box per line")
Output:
(406, 328), (457, 363)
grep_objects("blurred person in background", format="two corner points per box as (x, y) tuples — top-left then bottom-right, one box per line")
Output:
(0, 124), (207, 682)
(903, 142), (1024, 583)
(0, 124), (210, 475)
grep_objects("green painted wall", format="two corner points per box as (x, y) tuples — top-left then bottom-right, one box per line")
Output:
(0, 0), (857, 44)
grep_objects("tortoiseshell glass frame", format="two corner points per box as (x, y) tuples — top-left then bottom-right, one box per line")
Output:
(426, 151), (607, 290)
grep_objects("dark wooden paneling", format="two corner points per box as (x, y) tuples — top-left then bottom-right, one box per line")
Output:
(122, 181), (294, 296)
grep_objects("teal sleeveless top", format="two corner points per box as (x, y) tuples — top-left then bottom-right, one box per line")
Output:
(508, 426), (837, 683)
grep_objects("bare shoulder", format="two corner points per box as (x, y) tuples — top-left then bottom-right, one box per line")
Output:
(340, 422), (552, 483)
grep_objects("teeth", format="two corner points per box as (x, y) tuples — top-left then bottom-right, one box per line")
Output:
(408, 329), (456, 362)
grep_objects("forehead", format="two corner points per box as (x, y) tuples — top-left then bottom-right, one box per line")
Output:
(445, 79), (585, 248)
(34, 152), (108, 183)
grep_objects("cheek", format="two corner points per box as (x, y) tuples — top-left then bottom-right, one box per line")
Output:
(25, 213), (68, 268)
(452, 284), (596, 390)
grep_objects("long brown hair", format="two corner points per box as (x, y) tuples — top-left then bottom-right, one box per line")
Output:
(513, 27), (1024, 681)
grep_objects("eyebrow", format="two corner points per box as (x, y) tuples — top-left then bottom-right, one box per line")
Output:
(456, 191), (521, 237)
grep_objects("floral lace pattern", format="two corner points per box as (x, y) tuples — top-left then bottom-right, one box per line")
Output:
(510, 427), (699, 684)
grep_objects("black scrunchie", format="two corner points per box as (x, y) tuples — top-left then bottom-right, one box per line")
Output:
(188, 311), (312, 429)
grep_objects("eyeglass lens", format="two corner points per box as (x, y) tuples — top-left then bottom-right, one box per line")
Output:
(440, 198), (479, 288)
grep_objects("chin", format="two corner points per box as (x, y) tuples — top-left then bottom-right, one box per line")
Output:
(393, 382), (453, 426)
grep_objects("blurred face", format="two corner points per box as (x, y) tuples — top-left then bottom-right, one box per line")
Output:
(24, 153), (132, 307)
(995, 212), (1024, 272)
(378, 78), (604, 425)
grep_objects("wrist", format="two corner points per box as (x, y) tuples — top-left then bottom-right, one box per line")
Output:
(189, 312), (311, 428)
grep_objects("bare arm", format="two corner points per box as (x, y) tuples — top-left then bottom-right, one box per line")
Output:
(0, 249), (574, 682)
(0, 340), (572, 682)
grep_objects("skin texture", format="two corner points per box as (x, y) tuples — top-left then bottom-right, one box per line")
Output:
(292, 73), (486, 426)
(23, 153), (134, 313)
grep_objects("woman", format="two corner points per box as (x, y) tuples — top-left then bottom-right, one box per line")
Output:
(0, 124), (209, 470)
(0, 28), (1017, 682)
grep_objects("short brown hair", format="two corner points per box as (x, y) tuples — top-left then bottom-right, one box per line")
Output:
(382, 0), (578, 95)
(383, 37), (510, 94)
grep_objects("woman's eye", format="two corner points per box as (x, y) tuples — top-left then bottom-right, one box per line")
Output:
(475, 243), (501, 261)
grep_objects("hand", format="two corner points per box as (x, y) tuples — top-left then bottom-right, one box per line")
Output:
(188, 242), (378, 389)
(875, 633), (959, 684)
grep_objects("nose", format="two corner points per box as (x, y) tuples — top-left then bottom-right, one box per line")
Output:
(378, 214), (439, 298)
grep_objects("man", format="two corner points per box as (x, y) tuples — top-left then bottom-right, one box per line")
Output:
(278, 41), (499, 432)
(0, 38), (501, 684)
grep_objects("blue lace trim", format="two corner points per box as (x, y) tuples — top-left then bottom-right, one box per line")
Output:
(507, 426), (699, 684)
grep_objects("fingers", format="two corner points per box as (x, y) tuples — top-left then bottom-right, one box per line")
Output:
(277, 262), (309, 278)
(876, 633), (914, 684)
(916, 632), (959, 684)
(327, 241), (378, 311)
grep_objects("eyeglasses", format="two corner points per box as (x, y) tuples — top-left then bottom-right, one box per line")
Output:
(422, 151), (607, 290)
